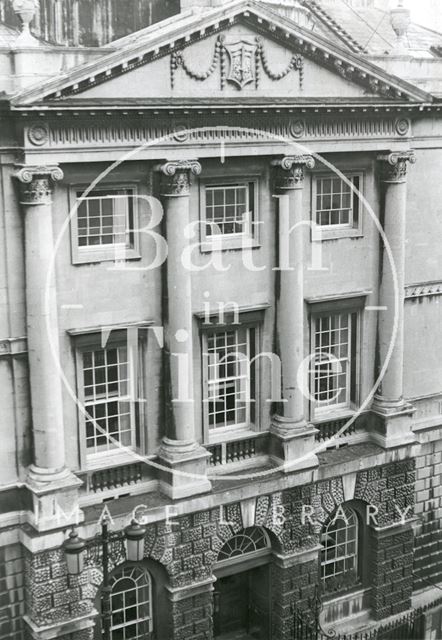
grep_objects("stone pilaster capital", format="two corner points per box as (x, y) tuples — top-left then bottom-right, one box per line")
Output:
(272, 155), (315, 191)
(156, 159), (202, 197)
(377, 150), (416, 184)
(14, 164), (64, 206)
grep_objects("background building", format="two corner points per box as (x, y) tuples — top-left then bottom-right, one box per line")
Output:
(1, 0), (442, 639)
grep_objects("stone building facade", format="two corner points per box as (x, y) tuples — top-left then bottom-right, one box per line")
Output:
(1, 1), (442, 639)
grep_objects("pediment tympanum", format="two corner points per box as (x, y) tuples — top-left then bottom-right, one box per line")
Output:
(77, 26), (371, 101)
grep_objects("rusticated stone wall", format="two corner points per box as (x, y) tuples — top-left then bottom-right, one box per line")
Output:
(21, 459), (416, 639)
(271, 558), (319, 640)
(171, 592), (213, 640)
(370, 526), (414, 620)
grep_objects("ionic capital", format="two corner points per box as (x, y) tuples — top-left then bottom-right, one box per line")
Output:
(377, 150), (416, 184)
(14, 165), (64, 206)
(156, 159), (202, 197)
(272, 155), (315, 191)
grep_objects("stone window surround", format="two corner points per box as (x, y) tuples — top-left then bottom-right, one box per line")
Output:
(203, 324), (256, 432)
(320, 499), (373, 604)
(72, 326), (148, 470)
(198, 307), (265, 445)
(69, 181), (142, 265)
(321, 504), (360, 592)
(308, 296), (366, 423)
(312, 170), (365, 241)
(198, 170), (263, 252)
(108, 565), (154, 637)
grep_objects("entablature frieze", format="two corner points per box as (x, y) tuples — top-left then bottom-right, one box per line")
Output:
(18, 112), (413, 157)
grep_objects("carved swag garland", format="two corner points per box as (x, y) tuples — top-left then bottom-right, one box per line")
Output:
(170, 35), (304, 90)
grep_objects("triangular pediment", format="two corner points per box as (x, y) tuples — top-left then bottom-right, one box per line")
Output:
(11, 0), (431, 106)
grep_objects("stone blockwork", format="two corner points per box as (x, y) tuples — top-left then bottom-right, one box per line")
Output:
(354, 458), (416, 527)
(171, 591), (213, 640)
(414, 437), (442, 590)
(24, 547), (93, 629)
(370, 526), (414, 620)
(0, 544), (25, 640)
(271, 558), (318, 640)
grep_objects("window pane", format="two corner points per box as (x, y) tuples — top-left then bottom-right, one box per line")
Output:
(108, 568), (152, 640)
(205, 184), (254, 237)
(83, 344), (136, 455)
(76, 190), (133, 249)
(320, 507), (359, 593)
(312, 311), (357, 413)
(204, 328), (255, 430)
(315, 176), (357, 228)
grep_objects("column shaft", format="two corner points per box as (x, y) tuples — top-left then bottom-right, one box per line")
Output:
(270, 156), (318, 473)
(273, 156), (314, 429)
(375, 151), (416, 409)
(278, 186), (305, 423)
(164, 187), (195, 443)
(15, 166), (66, 475)
(155, 160), (211, 499)
(378, 181), (407, 404)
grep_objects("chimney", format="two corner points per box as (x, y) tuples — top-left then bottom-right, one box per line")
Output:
(390, 0), (411, 55)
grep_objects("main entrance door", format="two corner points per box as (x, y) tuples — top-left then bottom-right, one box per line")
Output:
(214, 565), (270, 640)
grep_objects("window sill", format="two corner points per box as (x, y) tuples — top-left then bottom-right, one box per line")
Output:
(72, 247), (141, 265)
(312, 227), (363, 242)
(322, 584), (368, 605)
(207, 427), (259, 445)
(200, 237), (260, 253)
(84, 449), (147, 471)
(313, 408), (357, 424)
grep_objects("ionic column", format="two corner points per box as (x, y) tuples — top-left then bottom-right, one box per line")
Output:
(270, 156), (318, 473)
(156, 160), (211, 499)
(372, 151), (416, 447)
(14, 166), (66, 478)
(14, 165), (82, 531)
(374, 152), (416, 408)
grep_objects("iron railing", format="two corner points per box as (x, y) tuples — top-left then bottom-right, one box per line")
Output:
(294, 607), (424, 640)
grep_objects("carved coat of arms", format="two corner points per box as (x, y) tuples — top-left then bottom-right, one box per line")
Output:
(225, 40), (257, 89)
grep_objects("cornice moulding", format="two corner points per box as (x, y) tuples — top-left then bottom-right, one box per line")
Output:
(405, 281), (442, 300)
(0, 337), (27, 358)
(19, 114), (414, 152)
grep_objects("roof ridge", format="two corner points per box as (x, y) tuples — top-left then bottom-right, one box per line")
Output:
(301, 0), (367, 54)
(409, 20), (442, 40)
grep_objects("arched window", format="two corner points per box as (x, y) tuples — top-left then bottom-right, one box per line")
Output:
(217, 527), (270, 562)
(321, 506), (360, 593)
(108, 566), (153, 639)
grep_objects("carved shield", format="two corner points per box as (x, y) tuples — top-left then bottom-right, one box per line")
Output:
(225, 41), (257, 89)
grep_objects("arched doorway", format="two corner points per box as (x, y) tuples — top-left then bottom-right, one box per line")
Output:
(213, 527), (272, 640)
